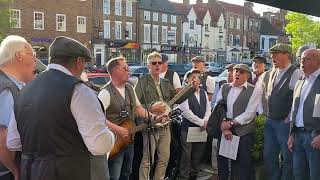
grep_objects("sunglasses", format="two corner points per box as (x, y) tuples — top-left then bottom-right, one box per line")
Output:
(150, 61), (163, 65)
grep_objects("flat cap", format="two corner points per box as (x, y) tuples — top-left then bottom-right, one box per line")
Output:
(252, 56), (267, 64)
(233, 64), (251, 73)
(191, 56), (205, 62)
(49, 36), (92, 61)
(161, 53), (169, 63)
(296, 45), (310, 58)
(225, 63), (236, 69)
(268, 43), (292, 54)
(186, 69), (201, 79)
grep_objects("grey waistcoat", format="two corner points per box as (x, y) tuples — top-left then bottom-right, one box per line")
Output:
(104, 82), (136, 125)
(291, 76), (320, 132)
(222, 83), (256, 136)
(267, 65), (296, 120)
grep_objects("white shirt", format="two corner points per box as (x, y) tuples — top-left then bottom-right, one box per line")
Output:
(215, 82), (251, 125)
(234, 65), (303, 123)
(179, 90), (211, 126)
(294, 68), (320, 127)
(160, 70), (182, 90)
(98, 85), (141, 110)
(183, 71), (216, 94)
(7, 64), (115, 155)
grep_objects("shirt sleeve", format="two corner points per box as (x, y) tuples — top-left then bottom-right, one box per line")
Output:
(215, 87), (223, 105)
(179, 98), (205, 127)
(98, 89), (111, 110)
(71, 84), (115, 155)
(234, 78), (263, 125)
(203, 92), (211, 122)
(6, 111), (22, 151)
(133, 90), (141, 107)
(172, 72), (182, 89)
(206, 76), (216, 94)
(289, 69), (304, 90)
(0, 89), (14, 127)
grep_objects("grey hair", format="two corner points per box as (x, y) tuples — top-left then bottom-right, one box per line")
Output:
(0, 35), (28, 66)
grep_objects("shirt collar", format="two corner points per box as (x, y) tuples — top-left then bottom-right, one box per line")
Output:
(278, 64), (292, 73)
(307, 68), (320, 80)
(6, 75), (25, 90)
(231, 81), (248, 89)
(47, 63), (74, 76)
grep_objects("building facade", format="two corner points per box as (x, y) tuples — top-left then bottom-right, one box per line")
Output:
(7, 0), (93, 60)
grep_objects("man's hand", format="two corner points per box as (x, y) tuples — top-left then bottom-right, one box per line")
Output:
(220, 120), (232, 131)
(151, 103), (167, 115)
(311, 135), (320, 150)
(287, 135), (294, 152)
(155, 115), (169, 123)
(201, 121), (208, 131)
(115, 126), (129, 139)
(223, 130), (233, 141)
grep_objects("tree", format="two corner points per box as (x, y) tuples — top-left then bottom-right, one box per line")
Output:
(285, 12), (320, 52)
(0, 0), (13, 41)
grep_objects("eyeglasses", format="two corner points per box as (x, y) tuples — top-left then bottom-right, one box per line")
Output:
(150, 61), (163, 65)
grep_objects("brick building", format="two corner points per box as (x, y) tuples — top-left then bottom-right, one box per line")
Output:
(7, 0), (93, 60)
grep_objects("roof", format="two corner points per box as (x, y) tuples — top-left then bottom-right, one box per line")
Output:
(218, 1), (259, 17)
(260, 18), (284, 35)
(172, 2), (191, 22)
(139, 0), (183, 15)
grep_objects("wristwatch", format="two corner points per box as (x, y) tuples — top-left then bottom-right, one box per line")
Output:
(230, 121), (235, 126)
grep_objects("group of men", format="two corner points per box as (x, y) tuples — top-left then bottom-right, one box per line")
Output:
(0, 33), (320, 180)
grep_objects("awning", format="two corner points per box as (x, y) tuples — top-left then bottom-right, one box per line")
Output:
(247, 0), (320, 17)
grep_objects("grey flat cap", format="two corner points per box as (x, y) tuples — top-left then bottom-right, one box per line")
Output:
(233, 64), (251, 73)
(225, 63), (236, 69)
(296, 45), (310, 58)
(191, 56), (205, 62)
(49, 36), (92, 61)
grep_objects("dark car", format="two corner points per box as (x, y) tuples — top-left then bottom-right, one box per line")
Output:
(87, 73), (111, 87)
(129, 66), (149, 77)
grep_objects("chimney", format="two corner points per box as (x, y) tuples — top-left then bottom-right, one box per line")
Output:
(244, 1), (253, 11)
(183, 0), (189, 4)
(196, 0), (202, 4)
(208, 0), (216, 5)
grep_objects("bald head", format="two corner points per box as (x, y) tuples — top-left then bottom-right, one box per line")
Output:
(300, 49), (320, 77)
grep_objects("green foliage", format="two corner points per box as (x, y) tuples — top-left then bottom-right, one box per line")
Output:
(251, 114), (266, 163)
(285, 12), (320, 52)
(0, 0), (13, 42)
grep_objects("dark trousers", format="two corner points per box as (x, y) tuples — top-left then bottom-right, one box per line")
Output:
(177, 130), (207, 180)
(0, 172), (14, 180)
(218, 133), (254, 180)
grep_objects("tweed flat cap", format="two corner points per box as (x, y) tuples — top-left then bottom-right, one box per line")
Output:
(269, 43), (292, 54)
(49, 36), (92, 61)
(191, 56), (205, 62)
(252, 56), (267, 64)
(233, 64), (251, 73)
(225, 63), (236, 69)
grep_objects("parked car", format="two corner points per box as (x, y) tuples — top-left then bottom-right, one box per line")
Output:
(205, 62), (223, 76)
(129, 66), (149, 77)
(87, 73), (111, 87)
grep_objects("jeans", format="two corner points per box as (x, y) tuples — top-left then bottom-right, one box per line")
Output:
(293, 129), (320, 180)
(263, 118), (293, 180)
(109, 144), (134, 180)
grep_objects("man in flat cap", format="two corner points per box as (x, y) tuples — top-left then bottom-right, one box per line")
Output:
(216, 64), (256, 180)
(232, 43), (303, 180)
(6, 36), (115, 180)
(160, 53), (182, 92)
(249, 56), (267, 85)
(184, 56), (215, 101)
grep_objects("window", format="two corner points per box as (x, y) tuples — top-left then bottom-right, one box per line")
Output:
(126, 0), (132, 17)
(115, 21), (121, 39)
(261, 37), (265, 49)
(162, 13), (167, 23)
(249, 21), (253, 31)
(162, 26), (167, 43)
(34, 12), (44, 30)
(229, 34), (233, 46)
(229, 16), (234, 28)
(77, 16), (86, 33)
(184, 33), (189, 45)
(56, 14), (66, 31)
(126, 22), (133, 39)
(144, 24), (150, 42)
(190, 20), (194, 29)
(152, 25), (158, 43)
(204, 24), (209, 32)
(235, 35), (240, 46)
(236, 17), (240, 29)
(115, 0), (121, 16)
(171, 15), (176, 24)
(10, 9), (20, 28)
(171, 27), (177, 44)
(218, 36), (223, 49)
(103, 20), (110, 39)
(153, 13), (158, 22)
(219, 26), (223, 33)
(103, 0), (110, 15)
(144, 11), (150, 21)
(243, 35), (246, 47)
(244, 18), (248, 30)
